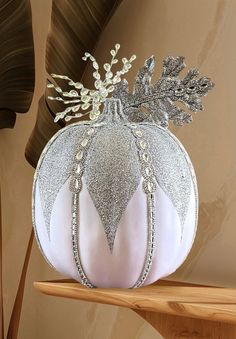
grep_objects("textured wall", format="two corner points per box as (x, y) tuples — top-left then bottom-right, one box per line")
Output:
(1, 0), (235, 338)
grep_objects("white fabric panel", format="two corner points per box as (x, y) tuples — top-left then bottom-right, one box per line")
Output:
(35, 179), (80, 280)
(50, 179), (80, 281)
(34, 175), (197, 288)
(143, 182), (182, 285)
(79, 178), (147, 288)
(34, 182), (60, 271)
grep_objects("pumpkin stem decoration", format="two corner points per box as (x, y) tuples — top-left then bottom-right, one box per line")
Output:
(113, 56), (214, 127)
(47, 43), (136, 122)
(47, 44), (214, 127)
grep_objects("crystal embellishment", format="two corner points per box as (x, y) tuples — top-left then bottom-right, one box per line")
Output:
(87, 128), (95, 135)
(145, 167), (152, 177)
(76, 150), (83, 160)
(47, 44), (213, 129)
(76, 165), (81, 174)
(128, 124), (157, 287)
(71, 192), (94, 288)
(81, 139), (88, 147)
(135, 130), (143, 137)
(70, 126), (99, 286)
(139, 140), (146, 149)
(46, 44), (136, 122)
(142, 153), (149, 163)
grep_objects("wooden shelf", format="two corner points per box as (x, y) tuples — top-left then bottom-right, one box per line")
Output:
(34, 279), (236, 338)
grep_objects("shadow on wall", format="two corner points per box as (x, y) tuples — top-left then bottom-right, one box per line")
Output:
(173, 168), (236, 280)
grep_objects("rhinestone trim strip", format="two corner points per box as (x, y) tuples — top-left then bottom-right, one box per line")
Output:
(70, 126), (96, 193)
(127, 124), (156, 287)
(133, 193), (156, 288)
(70, 126), (99, 287)
(71, 192), (95, 288)
(32, 121), (91, 270)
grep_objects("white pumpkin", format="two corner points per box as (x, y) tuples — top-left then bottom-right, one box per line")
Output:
(32, 47), (213, 288)
(32, 98), (198, 288)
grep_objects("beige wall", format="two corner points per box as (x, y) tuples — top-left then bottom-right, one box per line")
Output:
(1, 0), (235, 338)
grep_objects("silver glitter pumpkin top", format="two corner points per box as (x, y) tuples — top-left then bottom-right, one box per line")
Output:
(36, 99), (194, 251)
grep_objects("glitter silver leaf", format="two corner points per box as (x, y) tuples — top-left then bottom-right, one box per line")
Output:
(112, 55), (214, 127)
(112, 79), (130, 107)
(133, 56), (156, 94)
(126, 106), (151, 123)
(162, 56), (186, 77)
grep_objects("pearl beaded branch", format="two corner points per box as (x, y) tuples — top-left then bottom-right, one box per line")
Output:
(47, 44), (136, 122)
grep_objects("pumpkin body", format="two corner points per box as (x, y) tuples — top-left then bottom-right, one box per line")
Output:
(32, 99), (198, 288)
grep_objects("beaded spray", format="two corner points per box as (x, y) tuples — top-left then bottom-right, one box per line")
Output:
(47, 43), (214, 127)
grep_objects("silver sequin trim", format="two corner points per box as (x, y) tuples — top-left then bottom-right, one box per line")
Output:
(132, 193), (156, 288)
(71, 192), (95, 288)
(69, 126), (99, 286)
(128, 124), (156, 287)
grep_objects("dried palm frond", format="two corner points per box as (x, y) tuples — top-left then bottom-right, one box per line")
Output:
(25, 0), (123, 168)
(0, 0), (35, 129)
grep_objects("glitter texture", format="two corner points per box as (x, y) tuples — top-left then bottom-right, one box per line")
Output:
(127, 124), (157, 287)
(140, 123), (192, 228)
(37, 124), (89, 236)
(84, 122), (141, 251)
(112, 56), (214, 127)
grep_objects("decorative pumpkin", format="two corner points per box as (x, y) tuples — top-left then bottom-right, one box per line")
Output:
(32, 44), (214, 288)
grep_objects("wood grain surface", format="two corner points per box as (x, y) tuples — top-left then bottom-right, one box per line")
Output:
(34, 279), (236, 338)
(135, 310), (236, 339)
(34, 279), (236, 324)
(0, 0), (35, 129)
